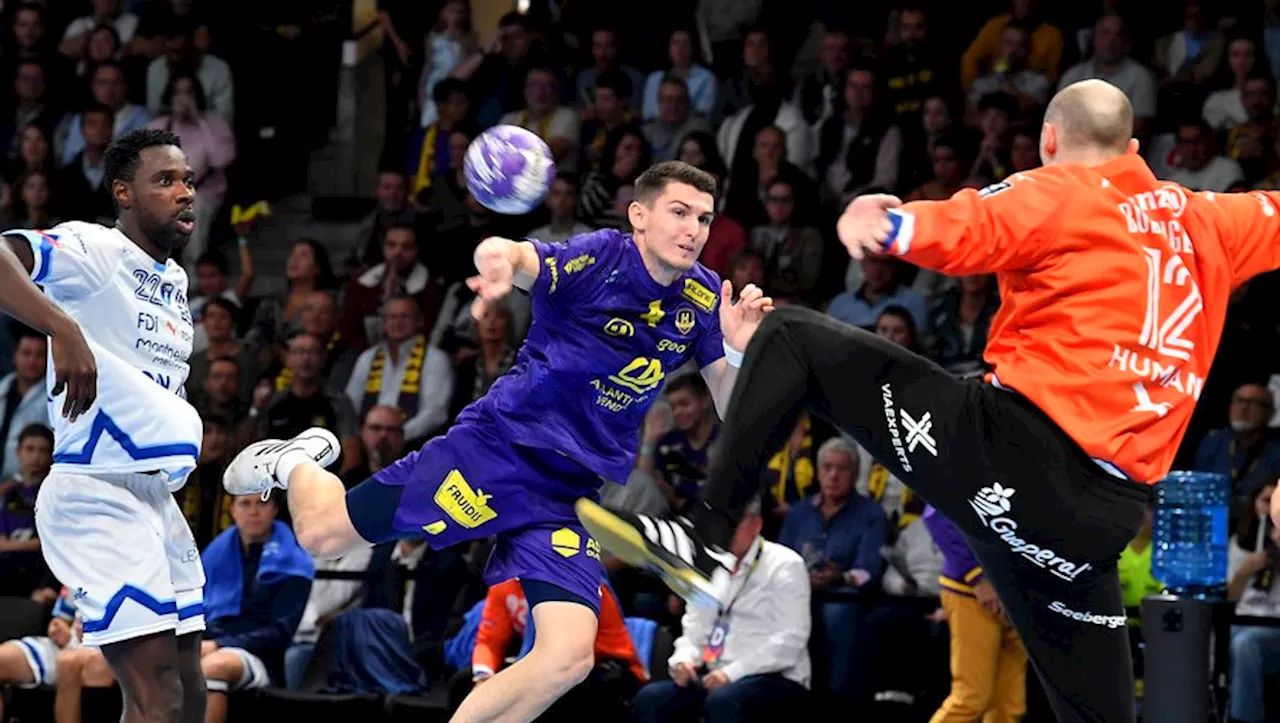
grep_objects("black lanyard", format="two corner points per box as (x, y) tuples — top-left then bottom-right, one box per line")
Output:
(717, 543), (764, 620)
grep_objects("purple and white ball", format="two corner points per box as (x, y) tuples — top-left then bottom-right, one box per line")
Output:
(464, 125), (556, 215)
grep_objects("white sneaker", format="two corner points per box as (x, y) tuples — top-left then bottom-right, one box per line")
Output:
(222, 427), (341, 497)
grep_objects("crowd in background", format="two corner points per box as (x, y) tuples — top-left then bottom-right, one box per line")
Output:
(1, 0), (1280, 722)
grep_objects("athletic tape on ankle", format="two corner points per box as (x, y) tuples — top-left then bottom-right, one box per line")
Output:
(723, 341), (744, 368)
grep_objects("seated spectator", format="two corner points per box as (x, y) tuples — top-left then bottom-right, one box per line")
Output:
(960, 0), (1063, 90)
(286, 540), (374, 689)
(0, 328), (48, 479)
(441, 296), (521, 424)
(0, 423), (51, 553)
(341, 224), (446, 349)
(716, 28), (777, 125)
(59, 0), (139, 59)
(0, 587), (93, 720)
(186, 298), (259, 408)
(500, 68), (580, 173)
(73, 23), (120, 80)
(580, 69), (638, 171)
(1204, 36), (1263, 131)
(196, 359), (249, 428)
(718, 79), (811, 182)
(406, 80), (472, 214)
(633, 496), (810, 722)
(5, 61), (60, 162)
(449, 579), (647, 718)
(59, 61), (150, 167)
(968, 22), (1052, 115)
(924, 505), (1027, 722)
(641, 29), (716, 121)
(828, 254), (929, 332)
(575, 27), (645, 114)
(346, 295), (451, 443)
(1226, 481), (1280, 723)
(749, 178), (823, 303)
(723, 125), (817, 234)
(882, 513), (944, 598)
(1008, 123), (1041, 174)
(929, 273), (1000, 376)
(1, 6), (71, 113)
(578, 125), (649, 229)
(267, 290), (359, 398)
(200, 493), (314, 721)
(0, 168), (59, 230)
(417, 0), (480, 130)
(1153, 0), (1224, 87)
(249, 239), (338, 346)
(341, 405), (408, 487)
(642, 75), (711, 163)
(1169, 119), (1246, 191)
(253, 333), (358, 444)
(1223, 74), (1275, 183)
(792, 28), (851, 126)
(968, 92), (1017, 183)
(176, 415), (237, 549)
(816, 66), (903, 207)
(146, 19), (234, 123)
(1119, 498), (1164, 610)
(3, 124), (54, 190)
(148, 72), (236, 267)
(54, 103), (114, 224)
(726, 248), (766, 302)
(761, 413), (817, 535)
(189, 249), (254, 354)
(905, 134), (969, 202)
(469, 12), (547, 127)
(779, 437), (887, 700)
(1057, 15), (1156, 138)
(640, 374), (718, 513)
(879, 6), (942, 120)
(1194, 382), (1280, 518)
(529, 174), (592, 243)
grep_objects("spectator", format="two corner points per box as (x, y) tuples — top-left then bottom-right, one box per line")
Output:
(2, 168), (59, 229)
(0, 423), (51, 552)
(723, 124), (817, 232)
(1169, 119), (1246, 191)
(828, 254), (928, 332)
(449, 579), (647, 719)
(441, 296), (521, 424)
(53, 103), (114, 224)
(718, 76), (811, 181)
(928, 273), (1000, 376)
(0, 587), (89, 720)
(816, 66), (903, 206)
(696, 0), (764, 77)
(287, 538), (374, 689)
(2, 6), (60, 92)
(73, 23), (120, 80)
(1008, 123), (1041, 173)
(761, 413), (817, 532)
(882, 513), (944, 598)
(1223, 74), (1276, 182)
(716, 28), (777, 125)
(726, 247), (766, 301)
(1194, 382), (1280, 518)
(148, 72), (236, 268)
(1204, 36), (1264, 132)
(500, 68), (581, 173)
(880, 5), (944, 119)
(642, 75), (711, 163)
(1226, 481), (1280, 723)
(250, 238), (339, 346)
(200, 493), (314, 721)
(967, 22), (1052, 115)
(578, 125), (649, 229)
(355, 170), (413, 270)
(177, 415), (236, 549)
(639, 373), (718, 513)
(59, 61), (151, 166)
(580, 69), (638, 172)
(341, 224), (445, 350)
(197, 359), (249, 427)
(575, 27), (645, 113)
(675, 131), (744, 275)
(59, 0), (140, 59)
(632, 496), (810, 723)
(186, 297), (259, 409)
(961, 0), (1063, 90)
(145, 19), (235, 124)
(779, 436), (887, 700)
(529, 174), (592, 243)
(905, 133), (969, 201)
(253, 332), (358, 444)
(3, 124), (53, 189)
(793, 28), (851, 125)
(0, 328), (47, 479)
(407, 79), (473, 215)
(641, 29), (717, 121)
(470, 12), (545, 128)
(898, 93), (960, 201)
(1057, 15), (1156, 138)
(873, 306), (923, 355)
(749, 178), (823, 302)
(1118, 499), (1164, 610)
(968, 92), (1017, 183)
(417, 0), (480, 130)
(1153, 0), (1224, 86)
(924, 505), (1027, 722)
(5, 61), (58, 161)
(340, 404), (407, 487)
(189, 248), (254, 355)
(300, 290), (359, 394)
(346, 295), (451, 443)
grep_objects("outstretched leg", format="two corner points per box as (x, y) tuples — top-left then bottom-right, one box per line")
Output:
(100, 631), (185, 723)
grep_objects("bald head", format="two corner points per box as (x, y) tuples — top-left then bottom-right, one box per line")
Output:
(1043, 80), (1133, 159)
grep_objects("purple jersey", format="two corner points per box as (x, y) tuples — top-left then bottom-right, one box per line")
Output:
(455, 229), (725, 484)
(0, 480), (38, 539)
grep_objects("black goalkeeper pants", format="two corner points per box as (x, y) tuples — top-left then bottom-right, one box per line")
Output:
(696, 306), (1150, 723)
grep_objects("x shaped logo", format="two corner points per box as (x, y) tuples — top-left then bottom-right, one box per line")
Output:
(901, 410), (937, 456)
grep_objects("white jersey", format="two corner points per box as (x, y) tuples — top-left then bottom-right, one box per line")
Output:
(9, 222), (202, 489)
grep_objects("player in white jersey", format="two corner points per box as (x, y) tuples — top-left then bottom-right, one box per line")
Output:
(0, 129), (331, 723)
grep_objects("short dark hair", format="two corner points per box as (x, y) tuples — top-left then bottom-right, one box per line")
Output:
(196, 250), (229, 274)
(203, 296), (240, 325)
(498, 11), (529, 29)
(432, 77), (469, 106)
(384, 222), (418, 243)
(17, 423), (53, 447)
(207, 356), (241, 374)
(104, 127), (183, 189)
(161, 72), (207, 113)
(634, 161), (717, 205)
(89, 59), (124, 81)
(664, 372), (710, 398)
(595, 69), (633, 100)
(553, 171), (579, 189)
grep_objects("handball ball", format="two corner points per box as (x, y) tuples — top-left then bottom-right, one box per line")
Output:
(464, 125), (556, 215)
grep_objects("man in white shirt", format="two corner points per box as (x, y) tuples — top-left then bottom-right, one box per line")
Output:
(1167, 120), (1245, 191)
(145, 22), (235, 124)
(500, 69), (581, 174)
(59, 0), (139, 58)
(632, 496), (810, 722)
(1058, 15), (1156, 138)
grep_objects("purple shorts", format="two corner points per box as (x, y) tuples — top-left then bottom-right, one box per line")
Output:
(346, 423), (606, 612)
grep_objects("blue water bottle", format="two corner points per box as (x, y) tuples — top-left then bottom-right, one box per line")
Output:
(1151, 471), (1230, 598)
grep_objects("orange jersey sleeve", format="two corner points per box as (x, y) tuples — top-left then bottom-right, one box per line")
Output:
(594, 585), (649, 682)
(473, 580), (522, 676)
(885, 169), (1073, 275)
(1190, 190), (1280, 286)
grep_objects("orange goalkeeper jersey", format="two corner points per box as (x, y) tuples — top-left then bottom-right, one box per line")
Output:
(885, 153), (1280, 484)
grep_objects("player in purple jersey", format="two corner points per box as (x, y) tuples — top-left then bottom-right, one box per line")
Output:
(220, 161), (773, 723)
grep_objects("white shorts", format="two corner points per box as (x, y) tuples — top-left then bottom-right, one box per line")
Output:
(35, 471), (206, 647)
(10, 636), (59, 687)
(205, 647), (270, 692)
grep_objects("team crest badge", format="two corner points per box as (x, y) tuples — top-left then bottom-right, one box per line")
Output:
(675, 307), (695, 335)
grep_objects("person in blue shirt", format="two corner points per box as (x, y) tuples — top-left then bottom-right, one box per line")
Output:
(827, 254), (929, 332)
(778, 436), (887, 701)
(1193, 382), (1280, 521)
(199, 494), (313, 723)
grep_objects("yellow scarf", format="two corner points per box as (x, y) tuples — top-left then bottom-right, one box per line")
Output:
(767, 417), (815, 504)
(519, 110), (552, 142)
(361, 334), (426, 416)
(276, 332), (340, 392)
(411, 123), (440, 199)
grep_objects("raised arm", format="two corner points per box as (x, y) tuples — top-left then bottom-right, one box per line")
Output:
(0, 234), (96, 420)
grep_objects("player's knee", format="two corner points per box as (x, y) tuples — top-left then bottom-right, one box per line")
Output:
(55, 647), (89, 680)
(199, 651), (238, 682)
(531, 639), (594, 693)
(131, 664), (184, 723)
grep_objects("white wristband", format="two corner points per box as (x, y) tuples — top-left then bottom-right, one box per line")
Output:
(723, 341), (744, 368)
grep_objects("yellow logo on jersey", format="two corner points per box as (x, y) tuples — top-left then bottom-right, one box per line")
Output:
(640, 300), (665, 327)
(545, 257), (561, 293)
(604, 318), (635, 337)
(609, 356), (665, 394)
(434, 470), (497, 529)
(585, 537), (601, 561)
(564, 254), (595, 274)
(551, 527), (581, 558)
(422, 521), (447, 535)
(675, 308), (695, 335)
(682, 280), (716, 313)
